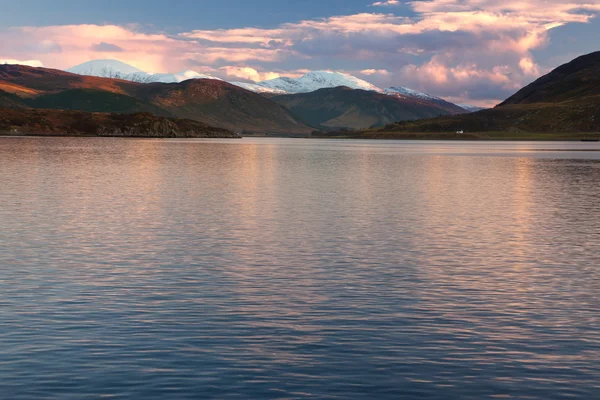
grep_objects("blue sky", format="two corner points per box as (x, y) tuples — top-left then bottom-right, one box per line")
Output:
(1, 0), (599, 106)
(0, 0), (389, 30)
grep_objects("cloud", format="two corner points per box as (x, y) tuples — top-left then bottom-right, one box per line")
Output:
(0, 25), (181, 72)
(0, 59), (44, 67)
(90, 42), (124, 52)
(519, 57), (541, 76)
(0, 0), (599, 105)
(219, 66), (281, 82)
(398, 57), (521, 104)
(361, 69), (389, 75)
(371, 1), (399, 6)
(22, 40), (62, 54)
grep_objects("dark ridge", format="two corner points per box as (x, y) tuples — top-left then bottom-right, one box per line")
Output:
(0, 108), (239, 138)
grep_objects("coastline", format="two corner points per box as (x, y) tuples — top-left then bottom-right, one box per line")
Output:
(308, 131), (600, 141)
(0, 132), (242, 139)
(3, 131), (598, 142)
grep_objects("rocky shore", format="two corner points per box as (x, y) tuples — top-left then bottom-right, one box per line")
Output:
(0, 108), (240, 138)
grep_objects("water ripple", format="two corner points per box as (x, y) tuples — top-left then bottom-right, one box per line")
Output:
(0, 138), (599, 399)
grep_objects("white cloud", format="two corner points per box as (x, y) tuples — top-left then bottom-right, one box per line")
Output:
(219, 66), (281, 82)
(371, 1), (400, 6)
(0, 59), (44, 67)
(361, 69), (390, 75)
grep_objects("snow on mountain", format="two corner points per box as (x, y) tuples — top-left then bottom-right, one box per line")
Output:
(65, 60), (471, 110)
(384, 86), (469, 113)
(66, 60), (221, 83)
(230, 81), (288, 94)
(255, 71), (384, 94)
(384, 87), (443, 102)
(252, 77), (305, 93)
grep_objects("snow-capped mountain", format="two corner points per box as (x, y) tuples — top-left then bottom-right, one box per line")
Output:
(229, 81), (288, 95)
(65, 60), (469, 111)
(384, 86), (468, 114)
(246, 71), (385, 94)
(384, 86), (443, 102)
(67, 60), (221, 83)
(229, 71), (385, 94)
(233, 72), (459, 108)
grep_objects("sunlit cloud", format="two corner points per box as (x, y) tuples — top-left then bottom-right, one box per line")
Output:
(361, 69), (390, 75)
(219, 66), (281, 82)
(0, 59), (45, 67)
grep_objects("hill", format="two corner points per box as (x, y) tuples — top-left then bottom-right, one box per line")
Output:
(0, 64), (133, 95)
(0, 90), (27, 108)
(0, 64), (311, 134)
(27, 89), (172, 116)
(0, 108), (239, 138)
(272, 86), (466, 130)
(131, 79), (310, 134)
(337, 51), (600, 138)
(500, 51), (600, 105)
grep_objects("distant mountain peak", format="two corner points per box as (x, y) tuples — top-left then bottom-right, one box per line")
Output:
(457, 104), (486, 112)
(238, 70), (384, 95)
(384, 86), (443, 102)
(66, 59), (221, 83)
(67, 59), (145, 76)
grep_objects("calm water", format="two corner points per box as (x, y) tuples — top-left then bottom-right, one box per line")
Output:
(1, 137), (599, 399)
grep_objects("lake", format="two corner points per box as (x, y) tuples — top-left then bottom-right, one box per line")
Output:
(1, 137), (599, 399)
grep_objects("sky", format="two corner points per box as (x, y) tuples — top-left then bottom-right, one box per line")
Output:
(1, 0), (600, 106)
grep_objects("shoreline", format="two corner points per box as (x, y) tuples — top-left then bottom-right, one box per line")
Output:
(0, 132), (242, 139)
(3, 132), (599, 142)
(307, 131), (600, 141)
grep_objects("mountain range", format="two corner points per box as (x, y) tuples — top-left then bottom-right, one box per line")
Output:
(67, 60), (223, 84)
(0, 64), (311, 134)
(272, 87), (465, 130)
(235, 70), (382, 95)
(3, 52), (598, 137)
(0, 61), (470, 133)
(65, 59), (477, 111)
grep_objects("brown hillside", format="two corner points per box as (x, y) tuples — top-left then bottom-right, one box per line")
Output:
(272, 86), (466, 130)
(500, 51), (600, 106)
(0, 108), (239, 138)
(0, 64), (135, 95)
(132, 79), (311, 134)
(0, 65), (311, 134)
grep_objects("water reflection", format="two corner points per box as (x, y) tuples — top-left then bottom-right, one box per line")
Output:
(0, 137), (599, 399)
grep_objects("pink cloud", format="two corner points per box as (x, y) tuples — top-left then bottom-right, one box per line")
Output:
(0, 59), (45, 67)
(219, 66), (281, 82)
(361, 69), (390, 76)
